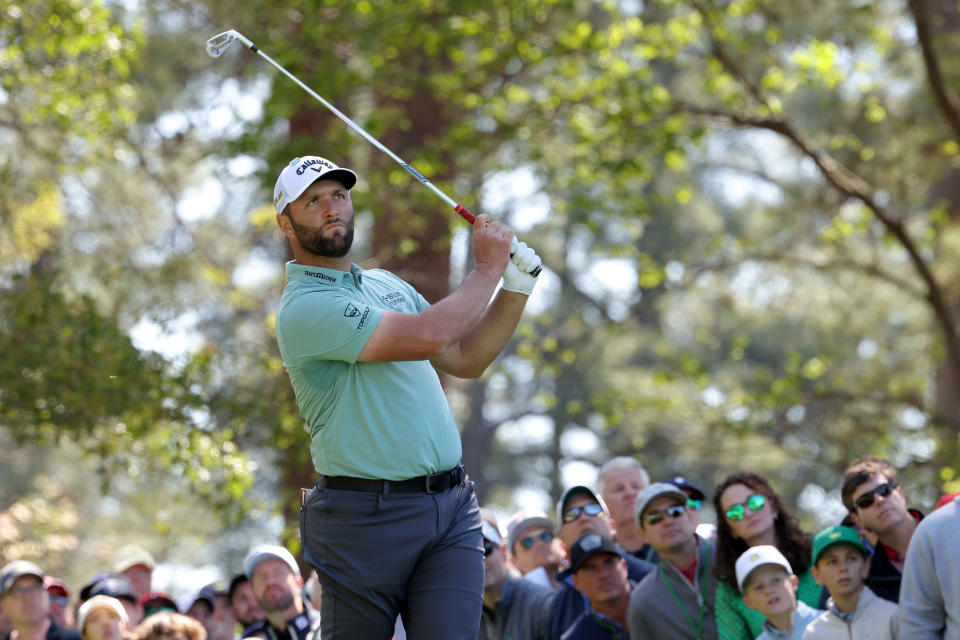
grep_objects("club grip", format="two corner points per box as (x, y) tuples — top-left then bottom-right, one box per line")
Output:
(456, 205), (542, 277)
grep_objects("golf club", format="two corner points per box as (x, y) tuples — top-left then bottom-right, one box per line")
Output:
(206, 29), (541, 276)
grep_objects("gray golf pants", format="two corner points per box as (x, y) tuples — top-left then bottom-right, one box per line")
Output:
(301, 475), (483, 639)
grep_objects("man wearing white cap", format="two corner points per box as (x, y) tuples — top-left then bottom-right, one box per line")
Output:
(241, 545), (319, 640)
(273, 155), (541, 640)
(477, 516), (553, 640)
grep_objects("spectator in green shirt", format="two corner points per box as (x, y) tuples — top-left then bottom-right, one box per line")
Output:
(712, 473), (824, 640)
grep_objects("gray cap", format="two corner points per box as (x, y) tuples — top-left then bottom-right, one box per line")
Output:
(245, 545), (300, 580)
(634, 482), (688, 526)
(556, 485), (608, 525)
(0, 560), (43, 597)
(505, 510), (555, 553)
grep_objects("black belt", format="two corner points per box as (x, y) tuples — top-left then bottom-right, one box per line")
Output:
(318, 464), (466, 494)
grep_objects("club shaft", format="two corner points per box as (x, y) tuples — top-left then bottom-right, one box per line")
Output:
(244, 42), (466, 214)
(227, 31), (541, 275)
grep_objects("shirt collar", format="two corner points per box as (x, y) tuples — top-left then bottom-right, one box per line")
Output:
(285, 261), (363, 286)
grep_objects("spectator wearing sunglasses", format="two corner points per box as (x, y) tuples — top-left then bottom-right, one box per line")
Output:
(547, 487), (654, 639)
(841, 456), (922, 604)
(44, 579), (73, 631)
(556, 487), (654, 582)
(476, 516), (553, 640)
(596, 458), (653, 563)
(628, 483), (718, 640)
(0, 561), (81, 640)
(506, 511), (566, 591)
(713, 473), (823, 640)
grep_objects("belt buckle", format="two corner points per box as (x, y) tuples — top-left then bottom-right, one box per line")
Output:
(425, 471), (444, 494)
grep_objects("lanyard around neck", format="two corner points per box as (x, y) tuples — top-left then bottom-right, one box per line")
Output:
(659, 539), (711, 639)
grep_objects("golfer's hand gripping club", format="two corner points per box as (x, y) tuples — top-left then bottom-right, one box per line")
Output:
(502, 239), (541, 296)
(206, 29), (542, 277)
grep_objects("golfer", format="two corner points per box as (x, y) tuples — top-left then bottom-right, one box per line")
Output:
(272, 156), (540, 639)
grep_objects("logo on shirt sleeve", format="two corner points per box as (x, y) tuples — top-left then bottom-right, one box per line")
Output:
(344, 303), (370, 330)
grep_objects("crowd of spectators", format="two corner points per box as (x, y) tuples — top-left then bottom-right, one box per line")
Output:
(2, 455), (958, 640)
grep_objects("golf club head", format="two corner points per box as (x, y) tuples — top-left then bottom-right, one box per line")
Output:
(206, 31), (239, 58)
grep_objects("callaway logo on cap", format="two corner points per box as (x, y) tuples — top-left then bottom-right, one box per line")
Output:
(273, 156), (358, 215)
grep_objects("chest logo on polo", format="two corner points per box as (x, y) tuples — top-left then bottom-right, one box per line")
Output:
(381, 292), (408, 306)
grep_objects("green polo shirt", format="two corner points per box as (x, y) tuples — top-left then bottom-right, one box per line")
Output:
(275, 262), (462, 480)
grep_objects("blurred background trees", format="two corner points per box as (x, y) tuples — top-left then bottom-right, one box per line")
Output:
(3, 0), (958, 590)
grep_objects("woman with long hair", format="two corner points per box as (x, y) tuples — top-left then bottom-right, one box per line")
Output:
(713, 472), (824, 639)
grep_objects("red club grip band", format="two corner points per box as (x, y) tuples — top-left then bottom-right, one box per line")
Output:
(456, 203), (542, 277)
(455, 204), (476, 224)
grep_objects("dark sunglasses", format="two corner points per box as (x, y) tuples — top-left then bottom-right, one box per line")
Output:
(725, 494), (766, 521)
(686, 498), (702, 511)
(483, 541), (497, 557)
(644, 504), (687, 526)
(854, 481), (898, 511)
(563, 503), (604, 523)
(518, 530), (554, 550)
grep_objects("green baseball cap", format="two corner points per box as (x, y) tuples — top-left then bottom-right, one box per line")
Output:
(812, 525), (866, 565)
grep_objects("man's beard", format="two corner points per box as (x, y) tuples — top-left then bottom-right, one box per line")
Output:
(287, 213), (354, 257)
(258, 586), (296, 614)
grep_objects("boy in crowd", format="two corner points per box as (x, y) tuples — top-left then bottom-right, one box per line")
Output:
(736, 546), (822, 640)
(803, 525), (898, 639)
(77, 596), (127, 640)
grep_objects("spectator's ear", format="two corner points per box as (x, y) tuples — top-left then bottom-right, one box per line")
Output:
(789, 574), (799, 592)
(848, 512), (863, 529)
(809, 565), (824, 587)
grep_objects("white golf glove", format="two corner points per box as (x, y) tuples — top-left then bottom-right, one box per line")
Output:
(501, 239), (541, 296)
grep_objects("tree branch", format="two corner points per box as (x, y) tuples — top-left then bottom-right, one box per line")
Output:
(690, 250), (926, 300)
(673, 98), (960, 390)
(676, 1), (960, 389)
(908, 0), (960, 143)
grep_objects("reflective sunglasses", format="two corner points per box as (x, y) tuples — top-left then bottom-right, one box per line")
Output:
(644, 504), (687, 526)
(686, 498), (702, 511)
(854, 481), (898, 511)
(483, 541), (497, 557)
(563, 502), (604, 523)
(518, 530), (554, 550)
(724, 494), (766, 521)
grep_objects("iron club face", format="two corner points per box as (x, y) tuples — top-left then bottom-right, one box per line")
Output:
(206, 30), (240, 58)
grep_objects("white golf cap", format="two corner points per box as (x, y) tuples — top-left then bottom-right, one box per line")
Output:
(734, 545), (792, 593)
(273, 156), (358, 215)
(244, 544), (301, 580)
(481, 520), (502, 546)
(77, 595), (128, 633)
